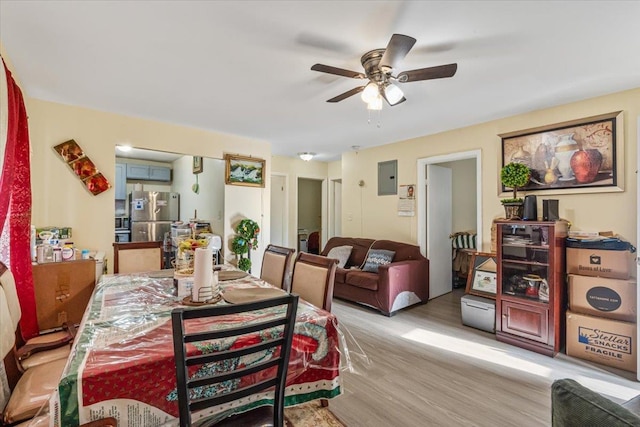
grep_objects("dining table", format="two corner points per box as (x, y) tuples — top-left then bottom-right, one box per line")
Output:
(48, 267), (342, 427)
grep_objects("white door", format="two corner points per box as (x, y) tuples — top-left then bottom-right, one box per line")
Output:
(427, 164), (453, 299)
(636, 115), (639, 381)
(270, 174), (286, 246)
(333, 180), (342, 238)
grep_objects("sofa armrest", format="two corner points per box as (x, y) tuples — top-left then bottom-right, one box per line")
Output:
(551, 378), (640, 426)
(377, 259), (429, 306)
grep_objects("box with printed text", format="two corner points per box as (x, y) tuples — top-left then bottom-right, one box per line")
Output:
(568, 274), (636, 322)
(566, 310), (636, 373)
(566, 248), (632, 280)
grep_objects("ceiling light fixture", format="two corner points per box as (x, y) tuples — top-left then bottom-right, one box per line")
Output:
(367, 95), (383, 111)
(117, 145), (132, 152)
(360, 82), (379, 103)
(384, 83), (404, 105)
(298, 152), (315, 161)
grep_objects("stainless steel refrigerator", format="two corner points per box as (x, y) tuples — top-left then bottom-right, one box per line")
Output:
(129, 191), (180, 242)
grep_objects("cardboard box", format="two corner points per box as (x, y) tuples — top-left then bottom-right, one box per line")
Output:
(566, 310), (636, 373)
(568, 274), (637, 322)
(32, 259), (95, 330)
(566, 248), (632, 279)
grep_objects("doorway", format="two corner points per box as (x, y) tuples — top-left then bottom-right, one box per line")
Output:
(417, 150), (483, 299)
(297, 177), (324, 253)
(270, 173), (288, 246)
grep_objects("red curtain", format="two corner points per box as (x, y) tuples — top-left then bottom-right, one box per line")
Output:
(0, 59), (38, 339)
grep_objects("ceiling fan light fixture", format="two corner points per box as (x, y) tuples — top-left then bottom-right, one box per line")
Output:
(298, 152), (315, 161)
(367, 95), (383, 111)
(361, 82), (379, 103)
(384, 83), (404, 105)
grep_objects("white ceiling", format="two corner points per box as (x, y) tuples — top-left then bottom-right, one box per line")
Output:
(1, 1), (639, 162)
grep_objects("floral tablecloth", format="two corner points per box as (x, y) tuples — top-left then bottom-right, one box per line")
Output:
(50, 269), (341, 426)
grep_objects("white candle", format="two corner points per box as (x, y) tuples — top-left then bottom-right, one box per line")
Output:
(192, 247), (213, 302)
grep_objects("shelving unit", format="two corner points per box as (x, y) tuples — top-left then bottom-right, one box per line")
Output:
(495, 220), (568, 356)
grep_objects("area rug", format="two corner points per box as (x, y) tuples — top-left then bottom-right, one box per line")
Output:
(285, 401), (346, 427)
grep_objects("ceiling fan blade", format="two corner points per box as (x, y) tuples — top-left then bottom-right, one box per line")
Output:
(397, 63), (458, 83)
(379, 34), (417, 71)
(327, 86), (365, 103)
(311, 64), (365, 79)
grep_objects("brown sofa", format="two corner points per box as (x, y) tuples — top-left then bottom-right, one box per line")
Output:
(321, 237), (429, 316)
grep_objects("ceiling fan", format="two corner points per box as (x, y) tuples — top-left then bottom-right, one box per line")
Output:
(311, 34), (457, 109)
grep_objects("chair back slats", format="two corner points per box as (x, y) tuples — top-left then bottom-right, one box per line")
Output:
(172, 294), (299, 427)
(187, 338), (284, 366)
(290, 252), (338, 312)
(190, 378), (280, 412)
(183, 317), (286, 343)
(189, 358), (280, 390)
(261, 245), (296, 290)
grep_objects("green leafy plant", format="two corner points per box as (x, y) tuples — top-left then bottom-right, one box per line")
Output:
(232, 218), (260, 272)
(500, 162), (531, 204)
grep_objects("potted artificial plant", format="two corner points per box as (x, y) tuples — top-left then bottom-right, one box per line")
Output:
(231, 218), (260, 272)
(500, 162), (531, 219)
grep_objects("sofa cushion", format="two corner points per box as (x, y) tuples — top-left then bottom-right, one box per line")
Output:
(326, 245), (352, 268)
(345, 271), (379, 291)
(321, 237), (374, 268)
(362, 249), (395, 273)
(371, 240), (423, 261)
(335, 267), (350, 284)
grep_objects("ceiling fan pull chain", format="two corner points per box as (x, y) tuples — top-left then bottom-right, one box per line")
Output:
(377, 110), (382, 128)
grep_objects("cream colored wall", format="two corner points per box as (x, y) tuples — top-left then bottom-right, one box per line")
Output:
(342, 147), (419, 241)
(328, 160), (341, 180)
(26, 98), (271, 273)
(342, 88), (640, 250)
(271, 155), (329, 249)
(439, 158), (477, 233)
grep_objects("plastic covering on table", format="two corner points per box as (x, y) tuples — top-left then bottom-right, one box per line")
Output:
(34, 266), (368, 427)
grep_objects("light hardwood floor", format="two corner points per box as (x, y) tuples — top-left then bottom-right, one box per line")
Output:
(328, 289), (640, 426)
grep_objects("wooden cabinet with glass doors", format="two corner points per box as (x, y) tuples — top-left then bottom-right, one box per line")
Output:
(495, 220), (568, 356)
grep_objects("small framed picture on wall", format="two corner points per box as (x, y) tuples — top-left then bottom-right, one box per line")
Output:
(193, 156), (203, 174)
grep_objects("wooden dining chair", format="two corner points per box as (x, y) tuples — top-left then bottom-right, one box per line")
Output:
(1, 262), (70, 425)
(171, 294), (299, 427)
(0, 261), (75, 373)
(307, 231), (320, 254)
(290, 252), (338, 312)
(260, 244), (296, 291)
(113, 241), (163, 274)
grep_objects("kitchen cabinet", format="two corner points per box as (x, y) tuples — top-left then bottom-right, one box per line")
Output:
(495, 220), (568, 356)
(126, 163), (150, 180)
(115, 162), (127, 200)
(149, 165), (171, 181)
(125, 163), (171, 181)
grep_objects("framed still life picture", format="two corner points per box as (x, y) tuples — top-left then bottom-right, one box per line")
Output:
(224, 154), (265, 188)
(499, 111), (623, 196)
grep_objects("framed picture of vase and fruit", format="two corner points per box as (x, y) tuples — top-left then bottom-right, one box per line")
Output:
(499, 111), (623, 196)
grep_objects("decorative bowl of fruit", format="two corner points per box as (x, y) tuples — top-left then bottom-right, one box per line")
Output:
(173, 235), (211, 270)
